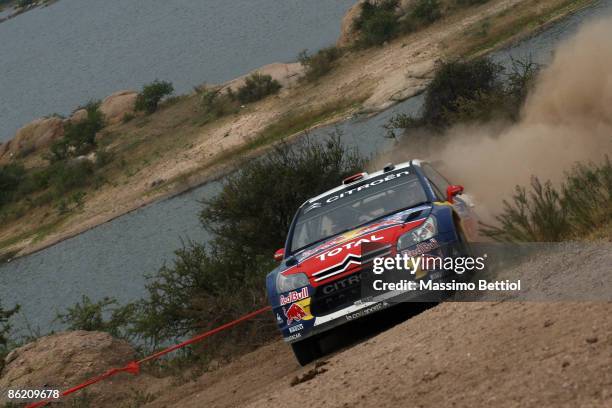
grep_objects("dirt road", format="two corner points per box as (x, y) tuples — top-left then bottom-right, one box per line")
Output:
(140, 301), (610, 408)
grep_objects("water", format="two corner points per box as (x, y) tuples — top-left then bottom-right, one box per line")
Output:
(0, 0), (355, 142)
(2, 0), (612, 337)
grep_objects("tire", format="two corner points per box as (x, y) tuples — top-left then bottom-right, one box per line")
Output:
(291, 337), (321, 366)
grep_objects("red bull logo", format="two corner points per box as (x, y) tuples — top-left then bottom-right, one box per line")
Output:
(284, 303), (307, 325)
(280, 287), (309, 306)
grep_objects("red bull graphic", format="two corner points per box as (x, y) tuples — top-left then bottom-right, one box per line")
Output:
(284, 303), (307, 325)
(280, 287), (309, 306)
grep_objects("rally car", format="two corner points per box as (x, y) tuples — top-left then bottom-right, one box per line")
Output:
(266, 160), (478, 365)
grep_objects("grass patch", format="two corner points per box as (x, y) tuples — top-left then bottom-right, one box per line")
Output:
(249, 101), (355, 148)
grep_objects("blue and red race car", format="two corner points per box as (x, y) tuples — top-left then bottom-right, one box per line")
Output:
(266, 160), (479, 365)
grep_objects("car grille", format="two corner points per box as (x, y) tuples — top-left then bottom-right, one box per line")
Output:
(310, 269), (365, 316)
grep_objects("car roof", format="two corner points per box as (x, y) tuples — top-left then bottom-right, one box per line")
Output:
(305, 159), (425, 205)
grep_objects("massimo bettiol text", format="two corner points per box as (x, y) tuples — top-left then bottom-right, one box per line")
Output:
(371, 253), (522, 292)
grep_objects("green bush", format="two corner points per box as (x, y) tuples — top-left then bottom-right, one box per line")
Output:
(199, 87), (240, 124)
(200, 135), (366, 258)
(0, 164), (26, 206)
(236, 73), (281, 104)
(412, 0), (442, 24)
(298, 47), (343, 81)
(422, 58), (503, 126)
(50, 101), (105, 162)
(55, 295), (137, 341)
(124, 135), (365, 348)
(385, 57), (511, 135)
(135, 80), (174, 114)
(354, 0), (400, 46)
(0, 300), (19, 372)
(48, 160), (95, 195)
(481, 158), (612, 242)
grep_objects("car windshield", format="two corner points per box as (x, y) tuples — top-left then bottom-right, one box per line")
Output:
(290, 169), (428, 253)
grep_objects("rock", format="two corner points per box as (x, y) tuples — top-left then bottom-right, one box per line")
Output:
(336, 1), (414, 47)
(0, 116), (64, 160)
(337, 1), (367, 48)
(220, 62), (304, 94)
(0, 331), (136, 405)
(99, 90), (138, 125)
(69, 108), (88, 124)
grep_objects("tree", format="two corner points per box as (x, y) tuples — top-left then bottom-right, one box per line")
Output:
(199, 134), (366, 259)
(49, 101), (105, 162)
(135, 80), (174, 114)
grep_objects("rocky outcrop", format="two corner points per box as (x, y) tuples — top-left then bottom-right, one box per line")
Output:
(337, 1), (367, 48)
(99, 90), (138, 125)
(0, 116), (64, 160)
(69, 108), (88, 124)
(0, 331), (137, 405)
(336, 0), (414, 47)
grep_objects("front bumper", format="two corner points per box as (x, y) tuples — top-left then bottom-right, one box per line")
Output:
(275, 234), (470, 344)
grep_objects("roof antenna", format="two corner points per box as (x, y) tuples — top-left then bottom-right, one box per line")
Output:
(383, 163), (395, 172)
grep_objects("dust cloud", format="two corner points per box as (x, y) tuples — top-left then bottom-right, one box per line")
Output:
(376, 16), (612, 220)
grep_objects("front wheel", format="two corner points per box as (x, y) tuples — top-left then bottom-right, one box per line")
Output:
(291, 337), (321, 366)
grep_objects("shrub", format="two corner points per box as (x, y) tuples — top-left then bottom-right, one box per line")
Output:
(0, 300), (19, 371)
(422, 58), (503, 126)
(135, 80), (174, 114)
(481, 158), (612, 242)
(412, 0), (442, 24)
(298, 47), (343, 81)
(236, 73), (281, 104)
(128, 135), (365, 347)
(0, 164), (26, 206)
(200, 135), (366, 257)
(354, 0), (400, 46)
(49, 101), (105, 162)
(199, 87), (240, 123)
(385, 57), (506, 135)
(48, 160), (95, 194)
(56, 295), (137, 341)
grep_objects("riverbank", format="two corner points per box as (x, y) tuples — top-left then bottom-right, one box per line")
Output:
(0, 0), (596, 261)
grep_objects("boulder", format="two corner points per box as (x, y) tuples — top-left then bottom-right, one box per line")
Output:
(0, 117), (64, 160)
(337, 1), (367, 48)
(99, 90), (138, 125)
(336, 0), (414, 47)
(0, 331), (137, 405)
(69, 108), (88, 124)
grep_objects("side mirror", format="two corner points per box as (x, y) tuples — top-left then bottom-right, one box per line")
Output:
(274, 248), (285, 262)
(446, 185), (464, 204)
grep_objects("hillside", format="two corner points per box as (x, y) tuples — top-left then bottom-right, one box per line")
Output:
(0, 0), (594, 261)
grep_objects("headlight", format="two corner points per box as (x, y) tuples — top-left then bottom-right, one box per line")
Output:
(397, 216), (437, 251)
(276, 272), (309, 293)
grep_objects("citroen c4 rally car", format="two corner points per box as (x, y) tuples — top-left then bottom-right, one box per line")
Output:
(266, 160), (478, 365)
